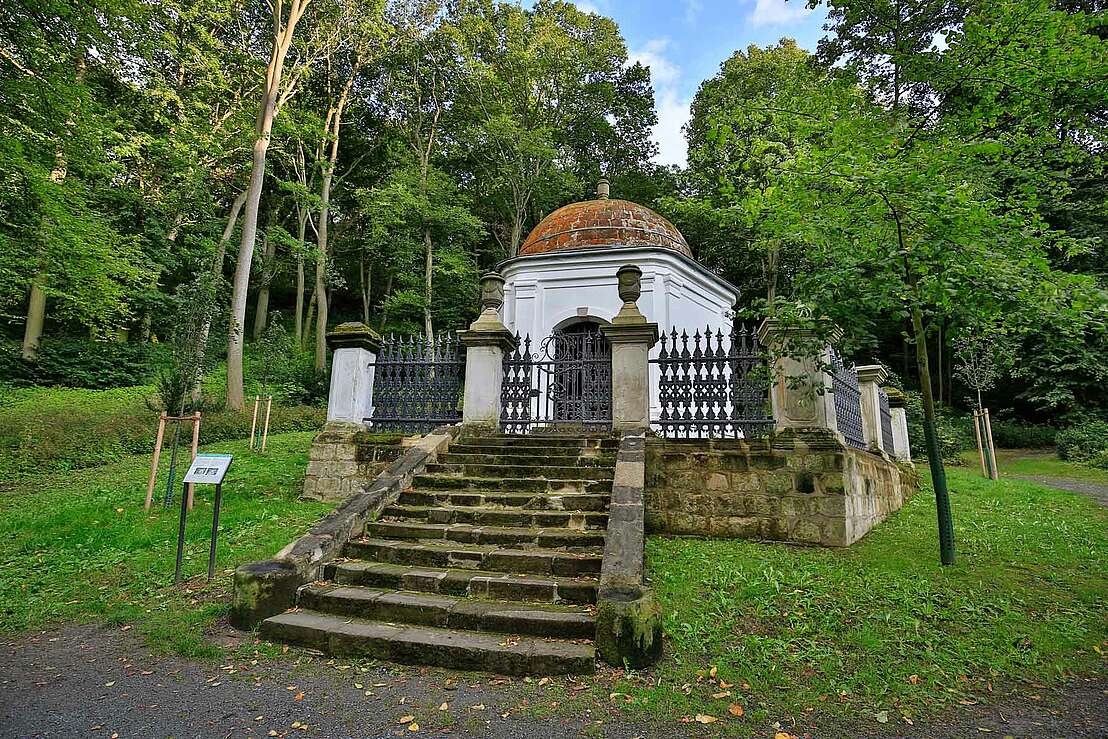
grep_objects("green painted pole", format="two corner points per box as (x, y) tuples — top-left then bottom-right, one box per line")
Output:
(922, 416), (956, 565)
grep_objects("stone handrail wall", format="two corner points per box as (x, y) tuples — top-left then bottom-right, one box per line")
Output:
(230, 425), (459, 629)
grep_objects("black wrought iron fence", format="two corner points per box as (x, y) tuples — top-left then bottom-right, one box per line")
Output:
(500, 330), (612, 434)
(649, 324), (773, 440)
(829, 349), (865, 449)
(367, 333), (463, 433)
(879, 388), (894, 453)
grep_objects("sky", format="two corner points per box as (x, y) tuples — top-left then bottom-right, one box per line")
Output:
(564, 0), (833, 167)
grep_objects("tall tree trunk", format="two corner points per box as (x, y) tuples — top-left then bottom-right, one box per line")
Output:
(314, 252), (328, 371)
(422, 226), (434, 341)
(252, 230), (275, 340)
(359, 252), (371, 324)
(936, 323), (944, 408)
(21, 280), (46, 360)
(304, 289), (316, 350)
(226, 0), (308, 411)
(378, 272), (393, 332)
(293, 211), (307, 347)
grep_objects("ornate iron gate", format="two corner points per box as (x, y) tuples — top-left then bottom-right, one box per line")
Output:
(830, 348), (865, 449)
(879, 388), (895, 452)
(649, 324), (773, 439)
(367, 333), (463, 433)
(500, 328), (612, 434)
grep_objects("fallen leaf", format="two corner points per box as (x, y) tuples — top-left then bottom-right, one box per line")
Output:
(408, 723), (419, 732)
(908, 675), (920, 685)
(439, 702), (449, 711)
(718, 680), (733, 689)
(712, 691), (732, 699)
(537, 677), (551, 687)
(695, 714), (718, 724)
(104, 682), (115, 688)
(292, 721), (302, 728)
(876, 710), (889, 723)
(293, 692), (304, 701)
(774, 733), (796, 739)
(471, 704), (485, 711)
(399, 715), (415, 724)
(709, 666), (718, 679)
(354, 683), (363, 689)
(728, 704), (744, 717)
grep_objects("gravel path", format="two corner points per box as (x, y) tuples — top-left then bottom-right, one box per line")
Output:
(1, 623), (1105, 738)
(1010, 474), (1108, 508)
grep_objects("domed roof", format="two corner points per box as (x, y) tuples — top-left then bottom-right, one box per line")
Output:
(519, 189), (691, 258)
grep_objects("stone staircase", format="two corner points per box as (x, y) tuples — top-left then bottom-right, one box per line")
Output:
(260, 434), (618, 675)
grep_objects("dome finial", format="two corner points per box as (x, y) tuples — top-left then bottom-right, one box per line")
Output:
(596, 178), (610, 200)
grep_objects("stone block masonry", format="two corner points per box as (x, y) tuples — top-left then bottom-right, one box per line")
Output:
(302, 425), (405, 502)
(644, 429), (915, 547)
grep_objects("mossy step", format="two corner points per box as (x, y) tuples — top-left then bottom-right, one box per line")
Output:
(298, 585), (596, 639)
(454, 436), (618, 450)
(325, 560), (597, 604)
(381, 504), (609, 530)
(344, 537), (603, 577)
(425, 463), (615, 481)
(398, 489), (610, 512)
(366, 520), (606, 548)
(412, 474), (610, 494)
(261, 611), (596, 676)
(438, 451), (615, 467)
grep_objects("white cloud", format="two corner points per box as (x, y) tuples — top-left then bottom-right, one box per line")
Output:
(629, 38), (691, 167)
(748, 0), (812, 27)
(574, 1), (602, 14)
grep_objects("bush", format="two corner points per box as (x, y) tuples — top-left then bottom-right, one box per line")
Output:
(904, 391), (973, 464)
(0, 338), (161, 389)
(0, 385), (324, 478)
(987, 420), (1056, 449)
(1055, 420), (1108, 464)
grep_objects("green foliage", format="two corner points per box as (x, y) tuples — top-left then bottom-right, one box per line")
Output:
(904, 392), (972, 463)
(0, 385), (324, 478)
(1056, 420), (1108, 465)
(0, 337), (159, 389)
(987, 421), (1057, 450)
(154, 275), (219, 414)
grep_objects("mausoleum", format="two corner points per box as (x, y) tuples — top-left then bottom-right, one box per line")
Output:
(233, 182), (917, 678)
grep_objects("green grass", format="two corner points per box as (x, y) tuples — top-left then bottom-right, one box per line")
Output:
(990, 449), (1108, 486)
(607, 464), (1107, 728)
(0, 431), (330, 656)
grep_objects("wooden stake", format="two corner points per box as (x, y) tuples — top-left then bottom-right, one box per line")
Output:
(262, 396), (273, 451)
(186, 411), (201, 510)
(145, 413), (168, 511)
(984, 408), (999, 480)
(973, 409), (987, 477)
(249, 395), (260, 449)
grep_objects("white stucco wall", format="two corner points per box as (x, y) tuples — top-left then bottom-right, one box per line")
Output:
(497, 246), (738, 419)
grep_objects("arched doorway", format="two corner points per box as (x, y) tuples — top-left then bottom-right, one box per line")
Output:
(501, 320), (612, 433)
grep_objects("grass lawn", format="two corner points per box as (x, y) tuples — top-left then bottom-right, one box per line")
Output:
(0, 431), (330, 657)
(608, 462), (1108, 728)
(989, 448), (1108, 486)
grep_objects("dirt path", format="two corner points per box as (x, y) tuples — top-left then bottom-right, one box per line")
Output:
(1, 623), (1105, 738)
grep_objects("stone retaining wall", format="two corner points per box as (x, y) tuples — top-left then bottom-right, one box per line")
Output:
(644, 430), (915, 547)
(302, 425), (406, 502)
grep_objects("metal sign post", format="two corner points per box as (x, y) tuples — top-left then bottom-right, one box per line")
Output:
(177, 453), (233, 585)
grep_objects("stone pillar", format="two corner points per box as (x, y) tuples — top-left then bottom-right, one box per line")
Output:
(325, 322), (381, 428)
(757, 318), (842, 435)
(601, 265), (659, 433)
(459, 272), (518, 429)
(885, 387), (912, 461)
(855, 365), (889, 452)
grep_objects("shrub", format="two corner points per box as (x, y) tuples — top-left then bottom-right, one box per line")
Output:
(1055, 420), (1108, 464)
(0, 385), (324, 478)
(904, 391), (972, 464)
(0, 338), (161, 389)
(987, 420), (1056, 449)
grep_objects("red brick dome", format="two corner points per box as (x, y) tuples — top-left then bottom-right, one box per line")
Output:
(519, 197), (691, 258)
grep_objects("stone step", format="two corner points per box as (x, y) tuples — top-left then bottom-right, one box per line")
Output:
(344, 538), (603, 577)
(412, 474), (610, 494)
(366, 520), (606, 548)
(453, 436), (618, 450)
(261, 611), (595, 675)
(298, 585), (596, 639)
(398, 489), (611, 511)
(325, 561), (597, 604)
(438, 451), (615, 468)
(381, 504), (608, 530)
(425, 462), (614, 481)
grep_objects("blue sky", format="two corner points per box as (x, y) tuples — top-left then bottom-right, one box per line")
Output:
(566, 0), (833, 167)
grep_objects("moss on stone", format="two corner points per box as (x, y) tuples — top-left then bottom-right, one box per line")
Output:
(595, 586), (663, 669)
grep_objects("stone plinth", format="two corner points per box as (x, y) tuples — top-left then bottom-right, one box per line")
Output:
(459, 273), (518, 429)
(600, 265), (659, 432)
(325, 322), (381, 425)
(644, 430), (915, 547)
(885, 388), (912, 461)
(855, 364), (889, 452)
(757, 318), (842, 436)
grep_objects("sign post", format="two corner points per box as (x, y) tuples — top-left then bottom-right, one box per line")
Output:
(179, 453), (233, 585)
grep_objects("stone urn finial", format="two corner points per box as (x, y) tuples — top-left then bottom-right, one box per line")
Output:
(596, 178), (610, 200)
(616, 264), (642, 307)
(479, 271), (505, 313)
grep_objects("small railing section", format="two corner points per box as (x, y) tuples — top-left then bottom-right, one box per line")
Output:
(829, 349), (865, 449)
(367, 333), (463, 433)
(500, 330), (612, 434)
(879, 388), (895, 453)
(650, 324), (773, 440)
